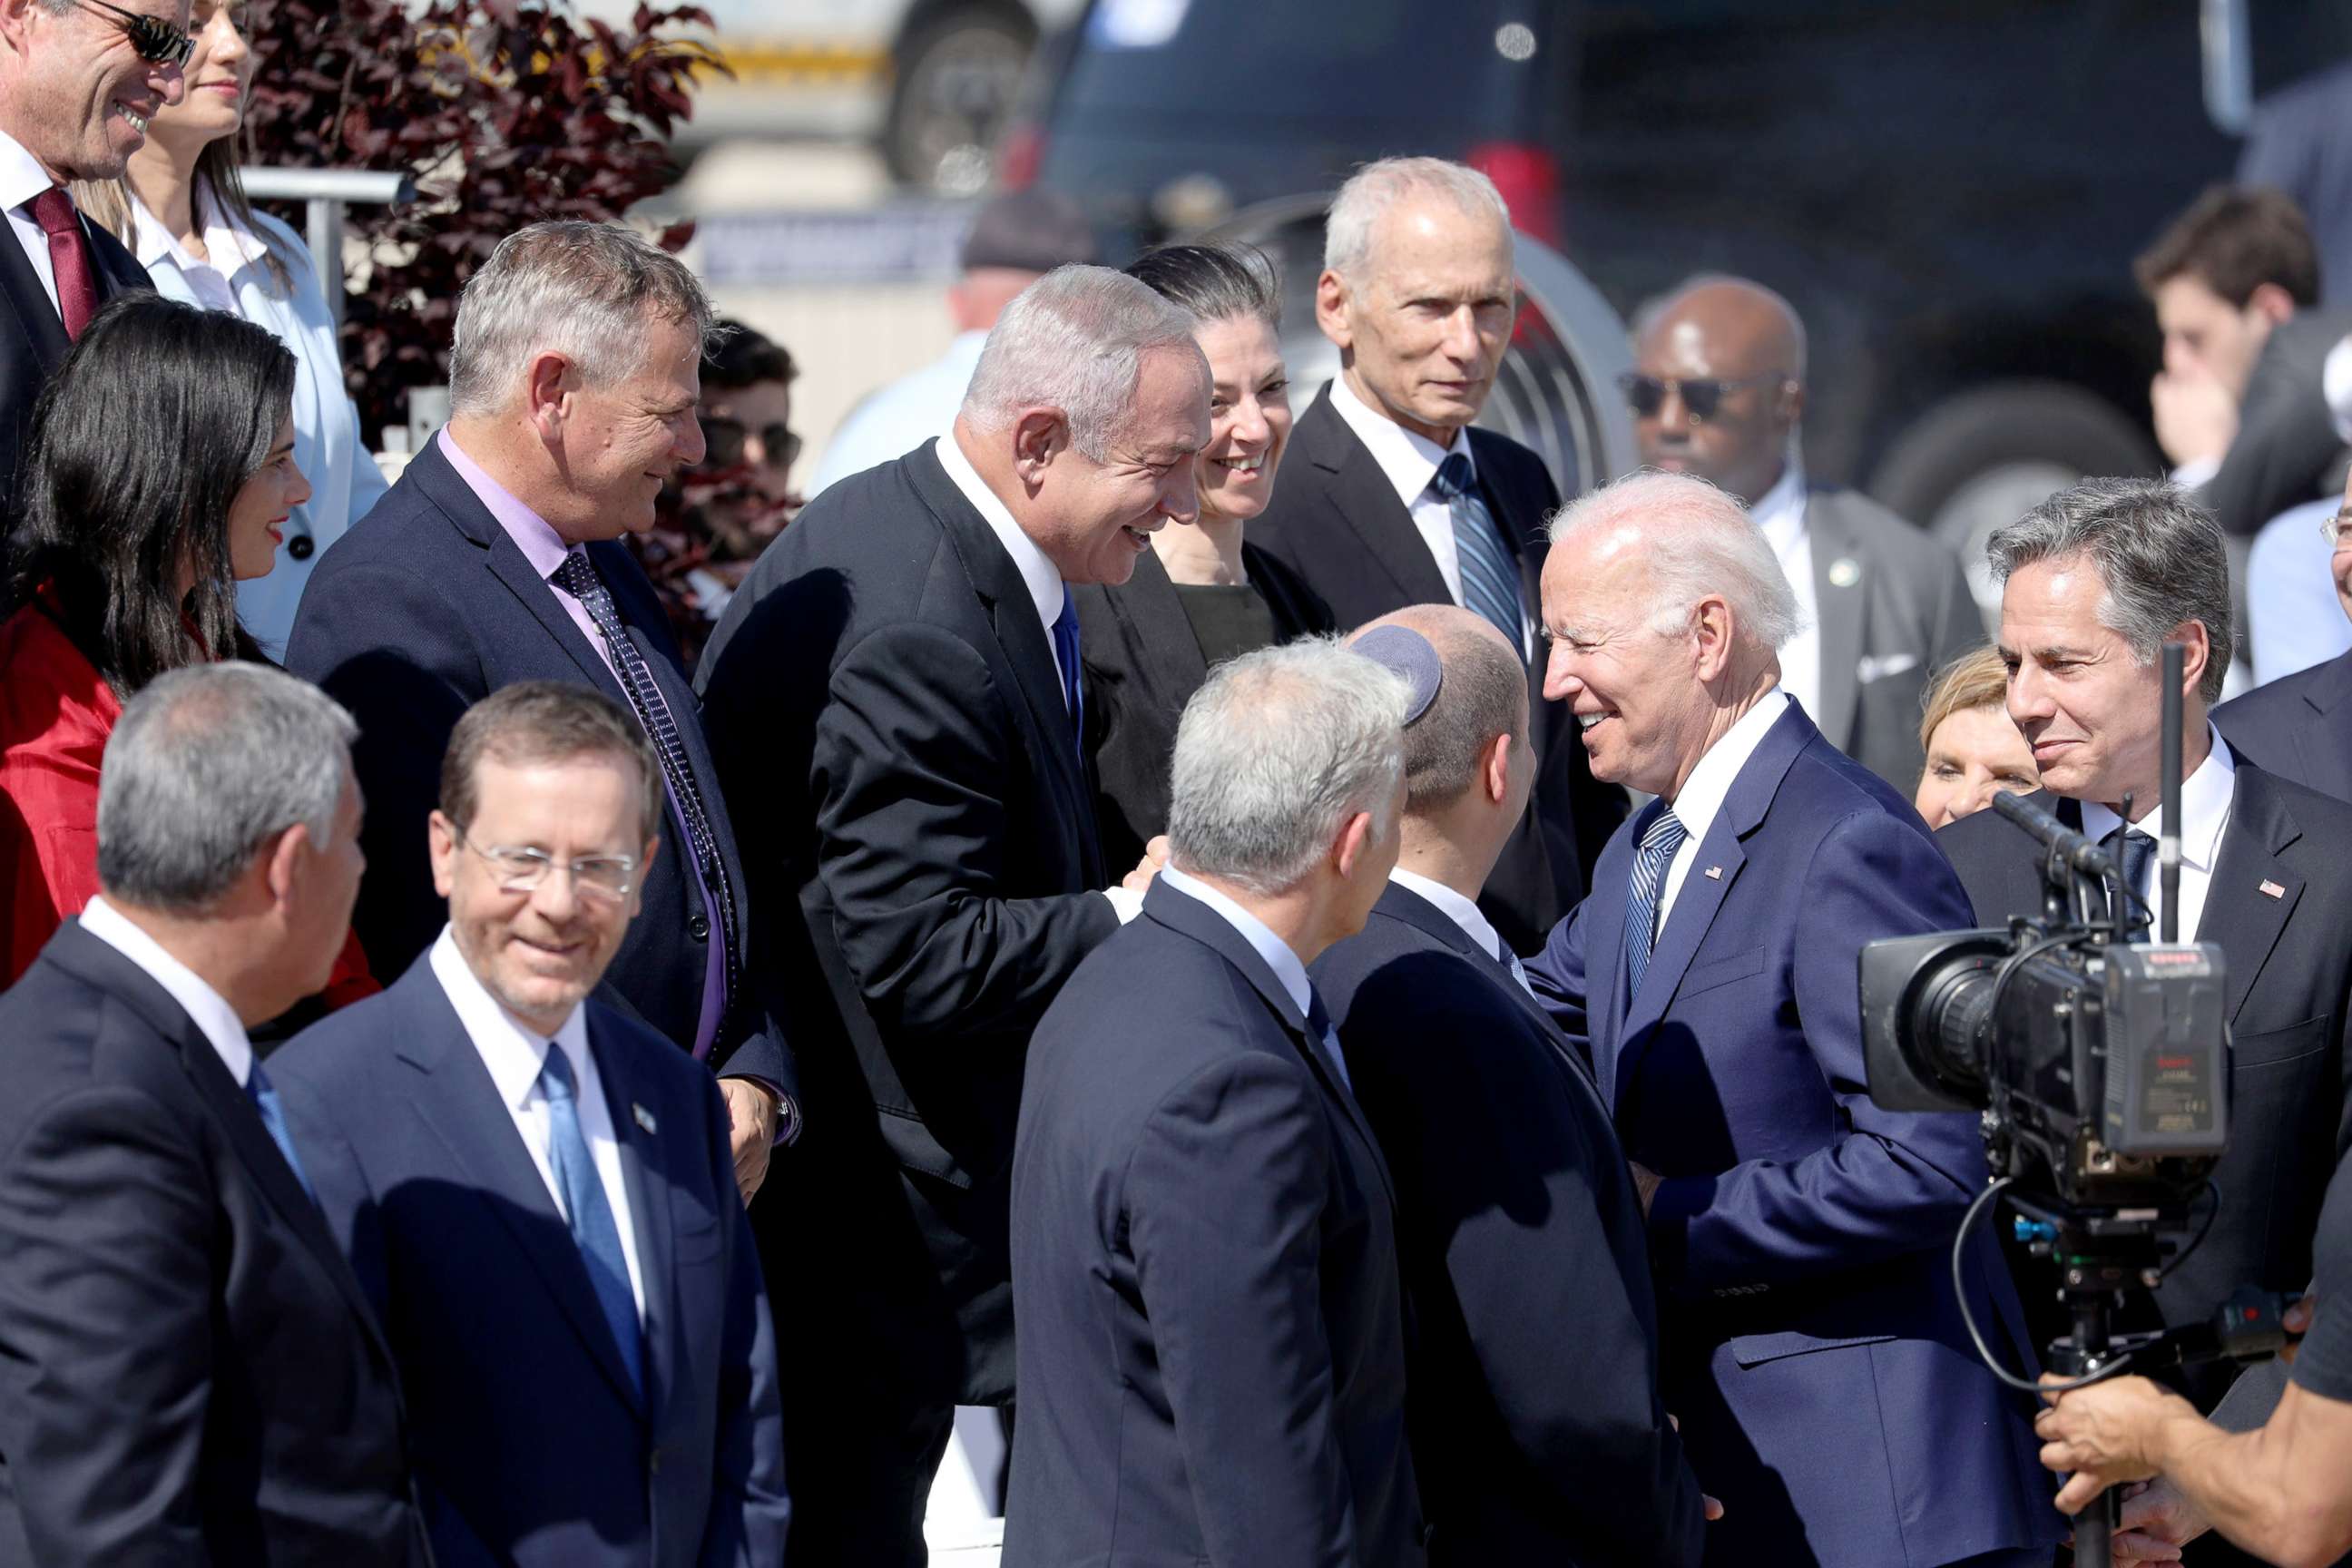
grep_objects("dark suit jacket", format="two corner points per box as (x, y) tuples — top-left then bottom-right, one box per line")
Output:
(270, 954), (789, 1568)
(1251, 387), (1629, 952)
(2215, 646), (2352, 802)
(1801, 486), (1982, 796)
(0, 211), (148, 522)
(1312, 880), (1706, 1568)
(283, 435), (792, 1093)
(1074, 541), (1335, 872)
(1525, 703), (2060, 1567)
(2200, 309), (2352, 537)
(0, 920), (426, 1568)
(1936, 769), (2352, 1360)
(694, 440), (1118, 1408)
(1004, 877), (1424, 1568)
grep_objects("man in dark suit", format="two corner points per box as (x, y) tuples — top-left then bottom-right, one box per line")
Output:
(0, 663), (426, 1567)
(1524, 471), (2060, 1567)
(0, 0), (173, 517)
(1626, 276), (1980, 795)
(1006, 640), (1423, 1567)
(2215, 474), (2352, 799)
(287, 221), (795, 1201)
(1311, 605), (1710, 1566)
(1938, 479), (2352, 1416)
(1250, 155), (1626, 953)
(694, 264), (1206, 1564)
(270, 683), (789, 1568)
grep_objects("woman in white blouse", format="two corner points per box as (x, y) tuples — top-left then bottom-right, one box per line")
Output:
(79, 0), (387, 659)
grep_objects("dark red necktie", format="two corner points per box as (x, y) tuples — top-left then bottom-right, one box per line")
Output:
(28, 187), (97, 339)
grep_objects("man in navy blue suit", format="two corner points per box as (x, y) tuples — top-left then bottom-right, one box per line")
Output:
(1523, 472), (2060, 1567)
(271, 682), (789, 1568)
(2215, 470), (2352, 801)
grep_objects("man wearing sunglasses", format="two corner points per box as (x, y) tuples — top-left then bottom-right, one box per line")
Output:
(0, 0), (182, 519)
(1626, 276), (1978, 796)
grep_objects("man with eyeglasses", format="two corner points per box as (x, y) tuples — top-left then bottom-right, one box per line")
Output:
(270, 681), (790, 1568)
(1624, 275), (1978, 796)
(0, 0), (183, 519)
(2217, 466), (2352, 801)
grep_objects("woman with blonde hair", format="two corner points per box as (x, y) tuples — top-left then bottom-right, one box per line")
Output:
(1914, 644), (2041, 828)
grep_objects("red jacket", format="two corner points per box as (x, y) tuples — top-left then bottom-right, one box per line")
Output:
(0, 595), (377, 1004)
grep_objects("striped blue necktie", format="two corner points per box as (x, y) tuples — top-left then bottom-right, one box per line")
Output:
(1431, 451), (1523, 648)
(1624, 810), (1690, 999)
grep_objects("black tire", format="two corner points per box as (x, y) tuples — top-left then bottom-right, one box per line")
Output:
(1869, 381), (2160, 552)
(883, 5), (1036, 194)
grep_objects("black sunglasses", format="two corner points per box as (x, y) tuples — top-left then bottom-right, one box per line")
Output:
(75, 0), (193, 66)
(1618, 369), (1788, 422)
(701, 416), (801, 473)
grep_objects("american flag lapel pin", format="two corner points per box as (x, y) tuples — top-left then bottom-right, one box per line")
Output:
(632, 1102), (658, 1134)
(1704, 866), (1724, 880)
(2259, 878), (2286, 900)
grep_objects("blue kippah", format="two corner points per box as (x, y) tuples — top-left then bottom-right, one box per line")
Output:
(1352, 625), (1443, 725)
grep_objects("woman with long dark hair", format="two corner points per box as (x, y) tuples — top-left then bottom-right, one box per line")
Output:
(0, 293), (372, 1005)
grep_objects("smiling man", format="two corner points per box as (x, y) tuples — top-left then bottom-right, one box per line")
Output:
(0, 0), (182, 515)
(694, 264), (1207, 1566)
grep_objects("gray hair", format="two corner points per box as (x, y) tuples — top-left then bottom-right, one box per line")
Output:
(448, 220), (723, 416)
(960, 264), (1201, 462)
(1324, 157), (1513, 280)
(1167, 640), (1410, 896)
(97, 664), (358, 916)
(1549, 470), (1804, 650)
(1985, 477), (2236, 702)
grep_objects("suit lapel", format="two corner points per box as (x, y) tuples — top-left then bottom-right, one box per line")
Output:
(2200, 768), (2305, 1024)
(1298, 389), (1453, 607)
(1373, 884), (1604, 1103)
(2296, 653), (2352, 790)
(1113, 547), (1210, 706)
(1808, 493), (1864, 749)
(0, 216), (67, 371)
(1586, 810), (1642, 1108)
(587, 1010), (673, 1416)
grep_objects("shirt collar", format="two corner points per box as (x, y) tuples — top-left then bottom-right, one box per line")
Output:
(437, 427), (576, 581)
(2078, 725), (2237, 872)
(427, 925), (590, 1112)
(127, 188), (270, 277)
(1665, 688), (1794, 840)
(0, 130), (56, 215)
(78, 895), (253, 1087)
(1325, 374), (1474, 513)
(1747, 446), (1808, 549)
(1387, 866), (1507, 962)
(1159, 863), (1314, 1019)
(933, 431), (1064, 634)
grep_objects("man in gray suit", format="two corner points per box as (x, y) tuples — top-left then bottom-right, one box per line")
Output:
(1624, 277), (1979, 794)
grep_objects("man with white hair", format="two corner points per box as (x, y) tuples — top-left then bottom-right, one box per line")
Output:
(696, 263), (1208, 1565)
(1252, 154), (1626, 956)
(288, 220), (799, 1205)
(1004, 639), (1425, 1568)
(1522, 471), (2060, 1567)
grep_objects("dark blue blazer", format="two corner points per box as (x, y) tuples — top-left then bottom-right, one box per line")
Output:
(1004, 877), (1425, 1568)
(283, 434), (792, 1093)
(2215, 646), (2352, 803)
(0, 920), (426, 1568)
(1524, 703), (2060, 1567)
(270, 952), (789, 1568)
(1312, 880), (1707, 1567)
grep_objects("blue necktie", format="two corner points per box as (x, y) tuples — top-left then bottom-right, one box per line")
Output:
(2105, 826), (2157, 931)
(1304, 990), (1355, 1096)
(245, 1060), (313, 1203)
(1052, 586), (1085, 763)
(1624, 810), (1690, 999)
(538, 1045), (642, 1398)
(1431, 452), (1524, 649)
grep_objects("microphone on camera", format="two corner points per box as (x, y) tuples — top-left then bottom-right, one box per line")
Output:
(1989, 789), (2124, 885)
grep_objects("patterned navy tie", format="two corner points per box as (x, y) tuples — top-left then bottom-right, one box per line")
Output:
(1624, 810), (1690, 999)
(539, 1045), (642, 1398)
(1431, 452), (1524, 649)
(553, 549), (738, 1021)
(2104, 826), (2157, 931)
(245, 1060), (313, 1203)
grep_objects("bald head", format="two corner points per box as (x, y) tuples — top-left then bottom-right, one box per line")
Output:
(1629, 276), (1806, 504)
(1352, 604), (1529, 813)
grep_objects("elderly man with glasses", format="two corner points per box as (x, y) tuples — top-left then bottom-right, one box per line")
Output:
(269, 680), (790, 1568)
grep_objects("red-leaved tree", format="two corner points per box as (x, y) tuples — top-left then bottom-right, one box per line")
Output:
(240, 0), (715, 438)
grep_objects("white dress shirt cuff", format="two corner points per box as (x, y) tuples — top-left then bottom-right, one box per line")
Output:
(1102, 887), (1144, 924)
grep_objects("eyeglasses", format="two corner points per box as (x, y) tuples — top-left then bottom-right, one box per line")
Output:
(2322, 509), (2352, 547)
(701, 416), (801, 474)
(1618, 370), (1788, 422)
(74, 0), (194, 67)
(453, 827), (639, 902)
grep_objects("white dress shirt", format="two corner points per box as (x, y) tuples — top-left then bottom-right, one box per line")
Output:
(1160, 864), (1350, 1088)
(1747, 455), (1821, 723)
(0, 129), (65, 316)
(428, 926), (647, 1319)
(2078, 725), (2238, 944)
(1325, 377), (1534, 658)
(1655, 689), (1794, 932)
(1389, 866), (1533, 994)
(78, 895), (254, 1087)
(807, 328), (990, 500)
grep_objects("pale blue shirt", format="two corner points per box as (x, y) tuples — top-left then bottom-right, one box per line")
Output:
(2247, 495), (2352, 685)
(1159, 864), (1349, 1088)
